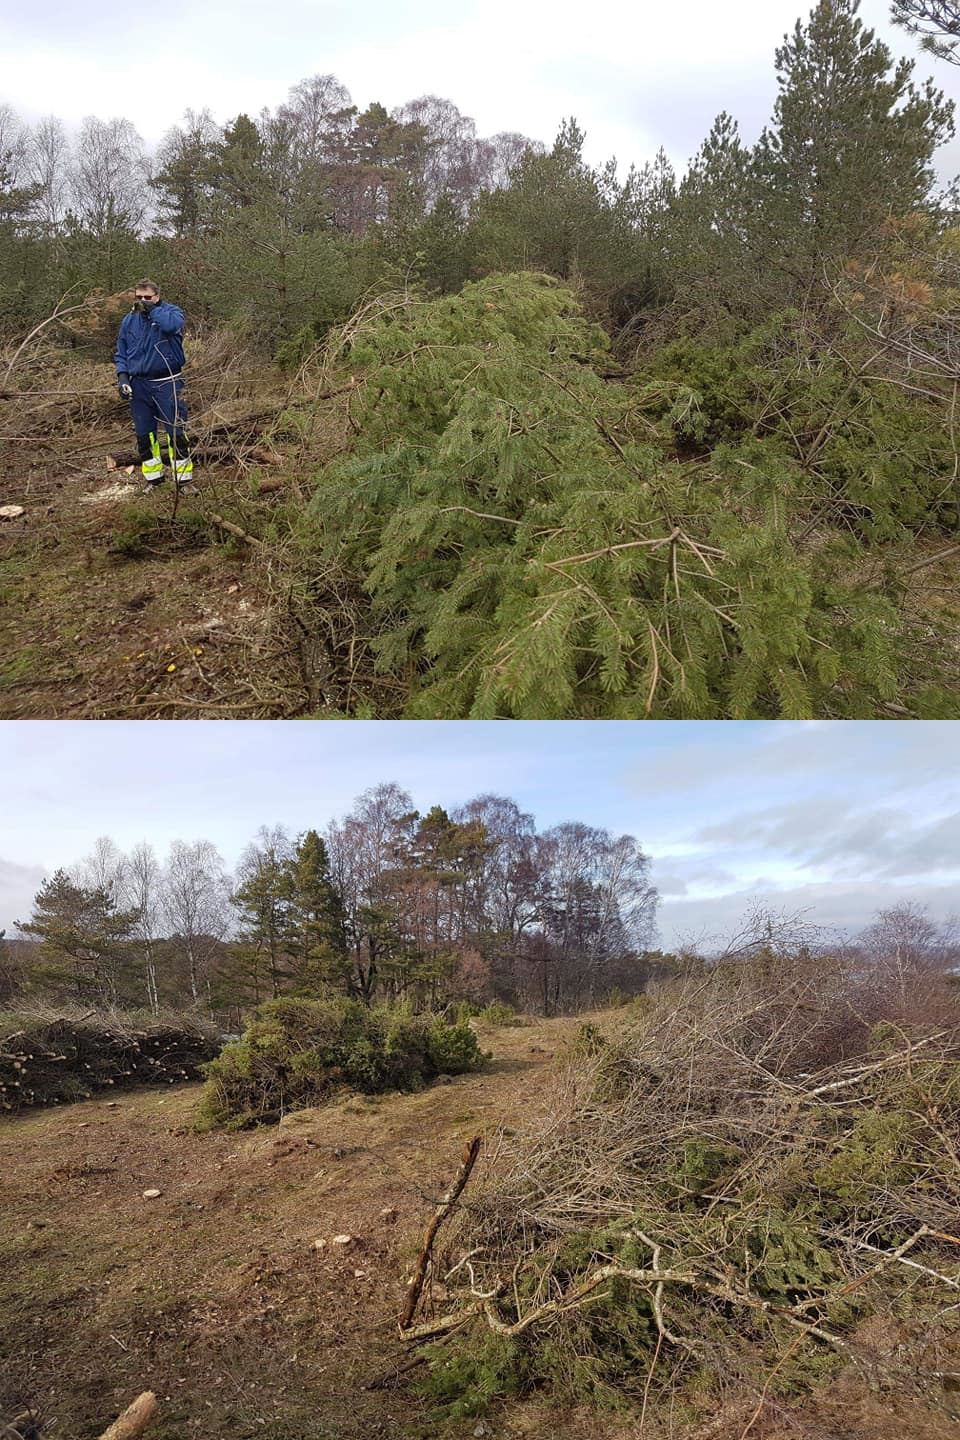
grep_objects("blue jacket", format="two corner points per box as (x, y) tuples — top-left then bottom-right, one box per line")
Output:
(115, 301), (186, 378)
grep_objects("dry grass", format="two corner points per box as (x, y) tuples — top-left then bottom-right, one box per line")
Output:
(0, 1013), (580, 1440)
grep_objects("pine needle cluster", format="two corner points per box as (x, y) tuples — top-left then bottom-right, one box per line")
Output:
(295, 273), (953, 717)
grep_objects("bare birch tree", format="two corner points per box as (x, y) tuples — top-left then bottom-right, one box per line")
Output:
(123, 843), (164, 1013)
(26, 115), (72, 231)
(71, 116), (149, 235)
(74, 835), (127, 899)
(162, 840), (230, 1005)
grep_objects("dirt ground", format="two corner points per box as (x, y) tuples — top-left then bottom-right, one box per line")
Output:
(0, 1016), (596, 1440)
(3, 1013), (959, 1440)
(0, 443), (305, 720)
(0, 338), (333, 719)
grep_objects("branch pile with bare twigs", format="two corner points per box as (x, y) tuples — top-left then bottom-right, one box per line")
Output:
(0, 1007), (222, 1112)
(407, 958), (960, 1420)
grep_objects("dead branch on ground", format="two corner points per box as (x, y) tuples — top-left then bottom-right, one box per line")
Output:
(398, 1135), (482, 1330)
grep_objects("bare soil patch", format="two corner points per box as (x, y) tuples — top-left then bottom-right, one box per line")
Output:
(0, 345), (319, 719)
(0, 446), (294, 718)
(0, 1017), (586, 1440)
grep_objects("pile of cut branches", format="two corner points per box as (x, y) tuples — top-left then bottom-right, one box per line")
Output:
(410, 958), (960, 1423)
(293, 272), (960, 719)
(0, 1008), (222, 1112)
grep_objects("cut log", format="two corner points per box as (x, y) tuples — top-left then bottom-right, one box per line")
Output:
(97, 1391), (158, 1440)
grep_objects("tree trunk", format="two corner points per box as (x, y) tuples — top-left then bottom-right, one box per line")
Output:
(146, 954), (159, 1015)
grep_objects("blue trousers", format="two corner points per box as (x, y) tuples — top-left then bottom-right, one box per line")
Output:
(129, 375), (190, 462)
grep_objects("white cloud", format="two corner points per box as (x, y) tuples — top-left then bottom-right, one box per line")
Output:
(659, 878), (960, 950)
(4, 0), (958, 176)
(0, 858), (49, 934)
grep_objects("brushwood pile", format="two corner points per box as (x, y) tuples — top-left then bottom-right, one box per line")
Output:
(422, 958), (960, 1423)
(0, 1010), (223, 1112)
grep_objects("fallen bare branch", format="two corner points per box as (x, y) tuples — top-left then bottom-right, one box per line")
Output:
(398, 1135), (482, 1330)
(206, 513), (264, 547)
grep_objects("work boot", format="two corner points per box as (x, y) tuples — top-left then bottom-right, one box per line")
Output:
(174, 456), (195, 490)
(141, 449), (165, 492)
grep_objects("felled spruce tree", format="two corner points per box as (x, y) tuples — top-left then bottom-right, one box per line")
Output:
(298, 272), (909, 719)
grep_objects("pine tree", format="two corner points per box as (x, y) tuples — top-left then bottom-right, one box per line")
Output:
(18, 870), (140, 1006)
(150, 109), (222, 236)
(0, 152), (40, 234)
(468, 118), (646, 303)
(287, 830), (349, 993)
(891, 1), (960, 66)
(230, 834), (296, 1002)
(209, 113), (266, 211)
(753, 0), (953, 283)
(0, 930), (21, 1005)
(402, 190), (470, 294)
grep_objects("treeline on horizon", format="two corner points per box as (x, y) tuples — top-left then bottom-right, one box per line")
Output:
(0, 782), (661, 1021)
(2, 771), (957, 1026)
(0, 0), (954, 348)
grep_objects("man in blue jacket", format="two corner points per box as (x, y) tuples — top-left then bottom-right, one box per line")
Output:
(115, 278), (194, 491)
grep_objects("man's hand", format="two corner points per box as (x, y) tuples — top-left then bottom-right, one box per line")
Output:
(118, 373), (133, 398)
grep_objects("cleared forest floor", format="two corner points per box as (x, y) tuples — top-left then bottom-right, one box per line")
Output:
(0, 1016), (587, 1440)
(2, 344), (960, 720)
(2, 1012), (958, 1440)
(0, 424), (305, 719)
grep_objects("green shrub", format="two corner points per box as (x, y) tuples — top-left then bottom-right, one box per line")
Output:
(274, 322), (318, 373)
(415, 1332), (524, 1420)
(478, 1001), (525, 1027)
(426, 1017), (484, 1073)
(197, 997), (485, 1128)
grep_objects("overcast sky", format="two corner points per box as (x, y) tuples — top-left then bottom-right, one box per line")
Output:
(1, 720), (957, 948)
(3, 0), (960, 179)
